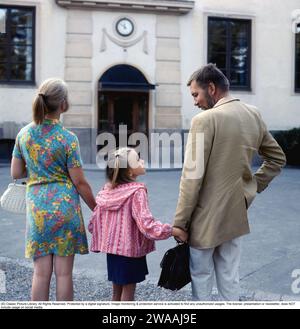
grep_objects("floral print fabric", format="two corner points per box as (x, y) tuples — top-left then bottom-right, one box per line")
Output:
(12, 119), (88, 258)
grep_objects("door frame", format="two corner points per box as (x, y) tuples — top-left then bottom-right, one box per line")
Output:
(97, 90), (149, 138)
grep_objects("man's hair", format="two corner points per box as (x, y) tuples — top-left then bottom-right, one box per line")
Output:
(187, 63), (230, 92)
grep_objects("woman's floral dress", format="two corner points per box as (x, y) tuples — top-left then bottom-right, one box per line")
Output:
(12, 119), (89, 259)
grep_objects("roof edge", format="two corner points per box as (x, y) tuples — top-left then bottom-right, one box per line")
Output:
(55, 0), (194, 15)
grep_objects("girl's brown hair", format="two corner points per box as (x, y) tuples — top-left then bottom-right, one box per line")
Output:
(106, 147), (135, 188)
(33, 78), (68, 125)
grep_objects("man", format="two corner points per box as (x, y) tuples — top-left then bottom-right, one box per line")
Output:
(173, 63), (286, 301)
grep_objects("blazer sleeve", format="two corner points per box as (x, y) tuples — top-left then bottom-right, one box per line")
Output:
(132, 188), (172, 240)
(173, 113), (214, 231)
(254, 118), (286, 193)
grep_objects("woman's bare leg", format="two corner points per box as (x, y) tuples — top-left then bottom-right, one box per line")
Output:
(112, 283), (122, 301)
(31, 254), (53, 301)
(121, 283), (136, 301)
(53, 255), (74, 301)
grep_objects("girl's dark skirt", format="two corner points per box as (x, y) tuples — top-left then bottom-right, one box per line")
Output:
(107, 254), (149, 285)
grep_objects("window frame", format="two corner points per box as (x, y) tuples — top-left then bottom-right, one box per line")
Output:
(207, 16), (252, 91)
(0, 4), (35, 85)
(295, 25), (300, 93)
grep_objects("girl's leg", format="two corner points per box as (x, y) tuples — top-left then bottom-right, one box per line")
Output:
(121, 283), (136, 301)
(112, 283), (122, 301)
(53, 255), (74, 301)
(31, 254), (53, 301)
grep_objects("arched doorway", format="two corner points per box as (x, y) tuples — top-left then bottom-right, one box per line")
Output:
(0, 139), (15, 163)
(97, 65), (155, 148)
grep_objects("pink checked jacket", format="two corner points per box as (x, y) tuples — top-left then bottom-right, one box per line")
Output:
(88, 182), (172, 258)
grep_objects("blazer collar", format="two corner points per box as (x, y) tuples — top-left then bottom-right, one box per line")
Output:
(213, 96), (240, 109)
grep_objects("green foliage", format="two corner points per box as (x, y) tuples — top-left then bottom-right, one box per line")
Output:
(274, 128), (300, 166)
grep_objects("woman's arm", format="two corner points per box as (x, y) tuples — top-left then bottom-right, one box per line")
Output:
(68, 167), (96, 211)
(11, 157), (27, 179)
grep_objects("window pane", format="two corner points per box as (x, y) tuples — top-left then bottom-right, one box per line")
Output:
(0, 46), (7, 60)
(208, 19), (226, 36)
(296, 32), (300, 91)
(209, 52), (226, 69)
(208, 18), (227, 54)
(208, 36), (227, 53)
(230, 31), (249, 86)
(230, 21), (248, 38)
(231, 38), (248, 50)
(231, 54), (247, 70)
(0, 9), (7, 33)
(208, 17), (251, 90)
(11, 27), (32, 45)
(0, 6), (34, 83)
(11, 45), (32, 62)
(10, 9), (33, 27)
(10, 62), (32, 81)
(0, 63), (7, 80)
(230, 22), (250, 88)
(208, 18), (230, 81)
(231, 44), (248, 70)
(0, 32), (7, 45)
(230, 69), (248, 87)
(296, 73), (300, 91)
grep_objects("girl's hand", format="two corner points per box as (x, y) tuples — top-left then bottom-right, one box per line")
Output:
(172, 227), (188, 243)
(88, 220), (93, 234)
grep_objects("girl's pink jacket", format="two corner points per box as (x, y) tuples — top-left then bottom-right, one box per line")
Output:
(88, 182), (172, 258)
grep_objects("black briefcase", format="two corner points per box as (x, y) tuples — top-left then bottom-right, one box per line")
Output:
(158, 242), (191, 291)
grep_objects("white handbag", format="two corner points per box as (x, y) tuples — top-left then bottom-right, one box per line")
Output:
(0, 180), (27, 214)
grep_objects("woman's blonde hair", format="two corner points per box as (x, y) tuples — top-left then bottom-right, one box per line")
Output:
(106, 147), (135, 188)
(33, 78), (69, 125)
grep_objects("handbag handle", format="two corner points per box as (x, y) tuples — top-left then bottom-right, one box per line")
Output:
(12, 179), (27, 185)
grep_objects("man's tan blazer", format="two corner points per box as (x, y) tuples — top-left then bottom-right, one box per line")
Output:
(173, 97), (286, 249)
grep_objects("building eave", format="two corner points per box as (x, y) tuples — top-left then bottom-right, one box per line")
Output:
(55, 0), (194, 15)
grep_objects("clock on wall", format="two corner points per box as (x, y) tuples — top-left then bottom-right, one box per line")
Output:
(115, 18), (134, 37)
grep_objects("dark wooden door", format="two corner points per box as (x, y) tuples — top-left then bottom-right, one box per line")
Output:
(98, 91), (148, 147)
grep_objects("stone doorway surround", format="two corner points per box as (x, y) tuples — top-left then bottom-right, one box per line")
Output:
(56, 0), (194, 163)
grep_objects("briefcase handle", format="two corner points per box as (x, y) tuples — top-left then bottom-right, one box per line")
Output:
(174, 237), (186, 245)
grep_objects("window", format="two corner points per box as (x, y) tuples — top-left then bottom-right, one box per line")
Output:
(0, 5), (35, 84)
(208, 17), (251, 90)
(295, 24), (300, 92)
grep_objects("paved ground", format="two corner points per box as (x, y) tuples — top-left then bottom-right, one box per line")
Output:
(0, 164), (300, 301)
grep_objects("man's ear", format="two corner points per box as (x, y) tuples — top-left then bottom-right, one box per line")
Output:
(208, 82), (216, 96)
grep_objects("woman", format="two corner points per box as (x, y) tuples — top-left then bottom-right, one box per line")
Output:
(11, 78), (96, 301)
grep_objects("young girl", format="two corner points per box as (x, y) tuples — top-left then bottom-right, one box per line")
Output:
(88, 147), (187, 301)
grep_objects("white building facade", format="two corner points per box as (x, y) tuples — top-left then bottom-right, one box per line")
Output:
(0, 0), (299, 164)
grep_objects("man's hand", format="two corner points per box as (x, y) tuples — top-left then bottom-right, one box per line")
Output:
(172, 227), (188, 243)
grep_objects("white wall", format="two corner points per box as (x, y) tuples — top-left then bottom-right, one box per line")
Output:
(180, 0), (300, 130)
(0, 0), (66, 124)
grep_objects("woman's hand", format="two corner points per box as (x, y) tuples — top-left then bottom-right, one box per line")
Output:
(172, 227), (188, 243)
(68, 167), (96, 211)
